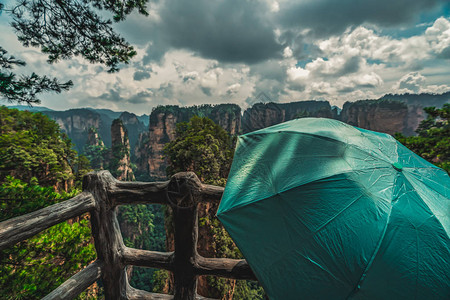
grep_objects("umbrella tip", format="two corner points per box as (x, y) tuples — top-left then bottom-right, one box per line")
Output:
(392, 162), (403, 172)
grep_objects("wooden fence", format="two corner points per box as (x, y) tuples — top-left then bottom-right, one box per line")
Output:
(0, 171), (256, 299)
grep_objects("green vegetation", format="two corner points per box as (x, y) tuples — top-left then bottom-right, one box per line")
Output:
(0, 106), (91, 189)
(163, 116), (235, 186)
(161, 116), (264, 299)
(395, 104), (450, 173)
(84, 144), (109, 170)
(0, 177), (97, 299)
(0, 106), (96, 299)
(118, 203), (166, 292)
(343, 99), (408, 110)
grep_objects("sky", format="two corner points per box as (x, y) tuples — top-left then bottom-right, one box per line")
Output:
(1, 0), (450, 114)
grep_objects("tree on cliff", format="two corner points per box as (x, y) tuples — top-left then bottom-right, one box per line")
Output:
(0, 0), (148, 104)
(0, 106), (96, 298)
(0, 106), (89, 189)
(395, 104), (450, 173)
(163, 116), (235, 186)
(162, 116), (265, 299)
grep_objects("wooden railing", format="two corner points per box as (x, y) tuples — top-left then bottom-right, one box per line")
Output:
(0, 171), (256, 300)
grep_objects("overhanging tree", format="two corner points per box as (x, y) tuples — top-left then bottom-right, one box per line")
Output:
(0, 0), (148, 104)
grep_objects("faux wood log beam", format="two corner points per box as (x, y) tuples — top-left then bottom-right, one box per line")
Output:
(83, 171), (128, 299)
(112, 180), (170, 205)
(108, 171), (224, 206)
(194, 256), (256, 280)
(0, 192), (96, 250)
(169, 173), (200, 300)
(42, 260), (103, 300)
(126, 287), (216, 300)
(198, 184), (224, 203)
(126, 286), (174, 300)
(122, 247), (174, 271)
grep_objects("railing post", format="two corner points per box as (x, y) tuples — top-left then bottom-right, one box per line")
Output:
(83, 171), (128, 299)
(168, 172), (201, 300)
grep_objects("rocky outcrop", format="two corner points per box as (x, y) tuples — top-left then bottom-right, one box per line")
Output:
(379, 91), (450, 108)
(86, 127), (105, 148)
(119, 112), (147, 154)
(242, 100), (335, 133)
(110, 119), (135, 181)
(42, 109), (106, 153)
(339, 99), (425, 136)
(42, 109), (147, 154)
(135, 104), (241, 180)
(84, 127), (107, 170)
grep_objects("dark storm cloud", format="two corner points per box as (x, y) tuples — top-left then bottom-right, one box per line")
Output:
(341, 56), (363, 75)
(129, 91), (152, 103)
(279, 0), (444, 37)
(437, 46), (450, 59)
(133, 70), (151, 81)
(158, 0), (283, 64)
(115, 0), (447, 66)
(248, 60), (289, 102)
(96, 89), (151, 104)
(201, 86), (212, 96)
(97, 89), (124, 102)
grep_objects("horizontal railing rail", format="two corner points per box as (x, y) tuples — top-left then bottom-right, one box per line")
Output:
(0, 192), (96, 250)
(0, 170), (257, 300)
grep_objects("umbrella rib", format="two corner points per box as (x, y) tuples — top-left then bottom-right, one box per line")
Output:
(299, 253), (349, 287)
(405, 170), (450, 199)
(346, 203), (394, 299)
(219, 166), (395, 216)
(314, 194), (365, 234)
(400, 172), (450, 238)
(248, 130), (394, 164)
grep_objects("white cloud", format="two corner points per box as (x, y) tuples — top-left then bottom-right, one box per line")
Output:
(425, 17), (450, 58)
(393, 71), (450, 94)
(1, 7), (449, 113)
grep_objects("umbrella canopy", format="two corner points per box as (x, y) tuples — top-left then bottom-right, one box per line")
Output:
(217, 118), (450, 300)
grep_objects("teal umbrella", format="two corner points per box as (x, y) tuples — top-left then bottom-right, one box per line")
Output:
(217, 118), (450, 300)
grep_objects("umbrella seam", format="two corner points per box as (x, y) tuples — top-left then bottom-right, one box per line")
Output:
(345, 193), (395, 299)
(243, 130), (393, 163)
(314, 194), (365, 234)
(402, 172), (450, 239)
(219, 166), (393, 216)
(404, 170), (450, 199)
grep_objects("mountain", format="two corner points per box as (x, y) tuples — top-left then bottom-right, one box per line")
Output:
(5, 105), (54, 112)
(242, 100), (336, 133)
(134, 104), (241, 180)
(37, 108), (146, 154)
(339, 99), (424, 136)
(41, 109), (109, 153)
(378, 92), (450, 107)
(5, 91), (448, 179)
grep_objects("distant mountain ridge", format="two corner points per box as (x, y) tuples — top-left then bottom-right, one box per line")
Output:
(4, 91), (449, 180)
(5, 105), (150, 153)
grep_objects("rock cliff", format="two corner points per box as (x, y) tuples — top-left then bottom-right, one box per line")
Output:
(119, 111), (147, 154)
(379, 91), (450, 108)
(241, 100), (335, 133)
(339, 99), (425, 136)
(135, 104), (241, 180)
(86, 127), (105, 148)
(42, 109), (147, 154)
(110, 119), (135, 181)
(42, 109), (107, 153)
(84, 127), (108, 169)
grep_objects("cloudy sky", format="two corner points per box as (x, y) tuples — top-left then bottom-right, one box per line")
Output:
(1, 0), (450, 114)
